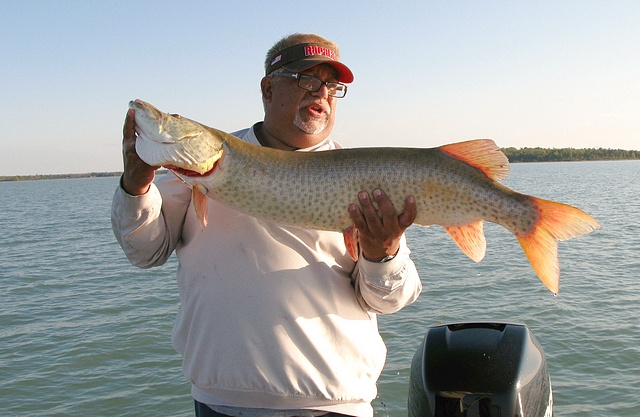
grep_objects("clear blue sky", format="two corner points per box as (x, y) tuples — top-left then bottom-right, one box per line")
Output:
(1, 1), (638, 175)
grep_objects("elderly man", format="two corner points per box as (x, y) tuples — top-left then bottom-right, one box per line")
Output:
(112, 33), (422, 417)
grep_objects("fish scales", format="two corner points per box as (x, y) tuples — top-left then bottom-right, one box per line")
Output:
(215, 144), (423, 230)
(129, 99), (600, 293)
(211, 140), (535, 235)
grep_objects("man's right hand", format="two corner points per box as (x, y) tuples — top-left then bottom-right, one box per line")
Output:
(121, 108), (158, 195)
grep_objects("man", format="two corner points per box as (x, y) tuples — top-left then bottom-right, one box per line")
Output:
(112, 33), (422, 417)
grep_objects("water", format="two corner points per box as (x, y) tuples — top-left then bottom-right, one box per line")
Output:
(1, 161), (638, 416)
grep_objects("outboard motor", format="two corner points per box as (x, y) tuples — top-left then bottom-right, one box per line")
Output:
(408, 322), (552, 417)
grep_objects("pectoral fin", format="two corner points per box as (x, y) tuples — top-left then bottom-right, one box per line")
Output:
(192, 184), (209, 231)
(444, 221), (486, 262)
(343, 226), (359, 261)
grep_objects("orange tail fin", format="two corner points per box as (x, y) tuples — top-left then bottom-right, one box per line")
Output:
(517, 197), (600, 294)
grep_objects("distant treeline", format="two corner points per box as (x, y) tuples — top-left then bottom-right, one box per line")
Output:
(502, 147), (639, 163)
(0, 170), (169, 182)
(0, 172), (121, 182)
(1, 149), (638, 181)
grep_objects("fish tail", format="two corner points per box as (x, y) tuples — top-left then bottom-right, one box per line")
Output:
(517, 197), (600, 294)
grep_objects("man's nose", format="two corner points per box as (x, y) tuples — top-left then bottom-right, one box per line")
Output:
(311, 84), (330, 99)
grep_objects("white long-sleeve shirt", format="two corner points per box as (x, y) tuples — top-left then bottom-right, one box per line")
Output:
(111, 124), (422, 417)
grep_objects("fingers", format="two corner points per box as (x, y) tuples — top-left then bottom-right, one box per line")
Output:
(122, 109), (138, 159)
(360, 190), (388, 232)
(123, 108), (136, 142)
(348, 189), (416, 261)
(374, 189), (402, 230)
(399, 195), (417, 228)
(121, 108), (157, 195)
(350, 190), (414, 231)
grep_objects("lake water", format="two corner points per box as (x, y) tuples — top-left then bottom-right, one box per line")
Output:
(1, 160), (638, 416)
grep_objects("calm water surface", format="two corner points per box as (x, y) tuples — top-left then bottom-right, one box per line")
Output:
(1, 161), (638, 416)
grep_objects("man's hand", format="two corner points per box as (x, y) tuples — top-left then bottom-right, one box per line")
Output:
(348, 189), (417, 262)
(121, 108), (158, 195)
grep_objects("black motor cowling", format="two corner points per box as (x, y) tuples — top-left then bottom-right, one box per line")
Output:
(408, 322), (552, 417)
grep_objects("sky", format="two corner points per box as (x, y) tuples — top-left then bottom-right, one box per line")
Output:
(1, 1), (638, 176)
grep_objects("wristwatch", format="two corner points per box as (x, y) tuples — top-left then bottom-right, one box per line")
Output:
(362, 253), (396, 263)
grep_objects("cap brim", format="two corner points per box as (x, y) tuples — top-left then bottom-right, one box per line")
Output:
(282, 58), (354, 84)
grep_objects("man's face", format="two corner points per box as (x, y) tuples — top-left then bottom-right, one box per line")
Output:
(262, 64), (340, 149)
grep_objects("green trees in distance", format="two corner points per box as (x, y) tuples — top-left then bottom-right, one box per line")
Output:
(501, 147), (639, 163)
(1, 150), (638, 181)
(0, 170), (169, 182)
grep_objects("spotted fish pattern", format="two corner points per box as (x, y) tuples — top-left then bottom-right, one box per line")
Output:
(130, 99), (600, 294)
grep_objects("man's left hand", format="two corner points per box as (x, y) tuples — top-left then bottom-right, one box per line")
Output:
(348, 189), (417, 262)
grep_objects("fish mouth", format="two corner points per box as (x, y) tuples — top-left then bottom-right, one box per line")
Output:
(135, 131), (224, 175)
(166, 163), (217, 177)
(162, 149), (223, 176)
(131, 99), (162, 120)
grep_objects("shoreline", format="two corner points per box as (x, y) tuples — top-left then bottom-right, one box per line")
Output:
(1, 148), (638, 182)
(0, 170), (169, 182)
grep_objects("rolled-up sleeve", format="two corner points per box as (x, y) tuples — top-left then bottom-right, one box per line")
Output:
(352, 235), (422, 314)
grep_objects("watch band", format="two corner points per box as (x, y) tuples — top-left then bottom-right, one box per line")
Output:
(362, 253), (396, 263)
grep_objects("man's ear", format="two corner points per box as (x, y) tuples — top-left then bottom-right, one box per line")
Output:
(260, 77), (273, 103)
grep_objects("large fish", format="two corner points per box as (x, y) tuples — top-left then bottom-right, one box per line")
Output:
(129, 99), (600, 294)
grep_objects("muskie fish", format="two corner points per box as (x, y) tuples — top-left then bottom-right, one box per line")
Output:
(130, 99), (600, 294)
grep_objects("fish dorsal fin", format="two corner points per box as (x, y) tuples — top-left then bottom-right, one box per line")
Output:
(439, 139), (510, 181)
(444, 221), (487, 262)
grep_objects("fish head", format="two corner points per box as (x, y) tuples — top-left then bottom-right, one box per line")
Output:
(130, 99), (204, 143)
(129, 99), (224, 175)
